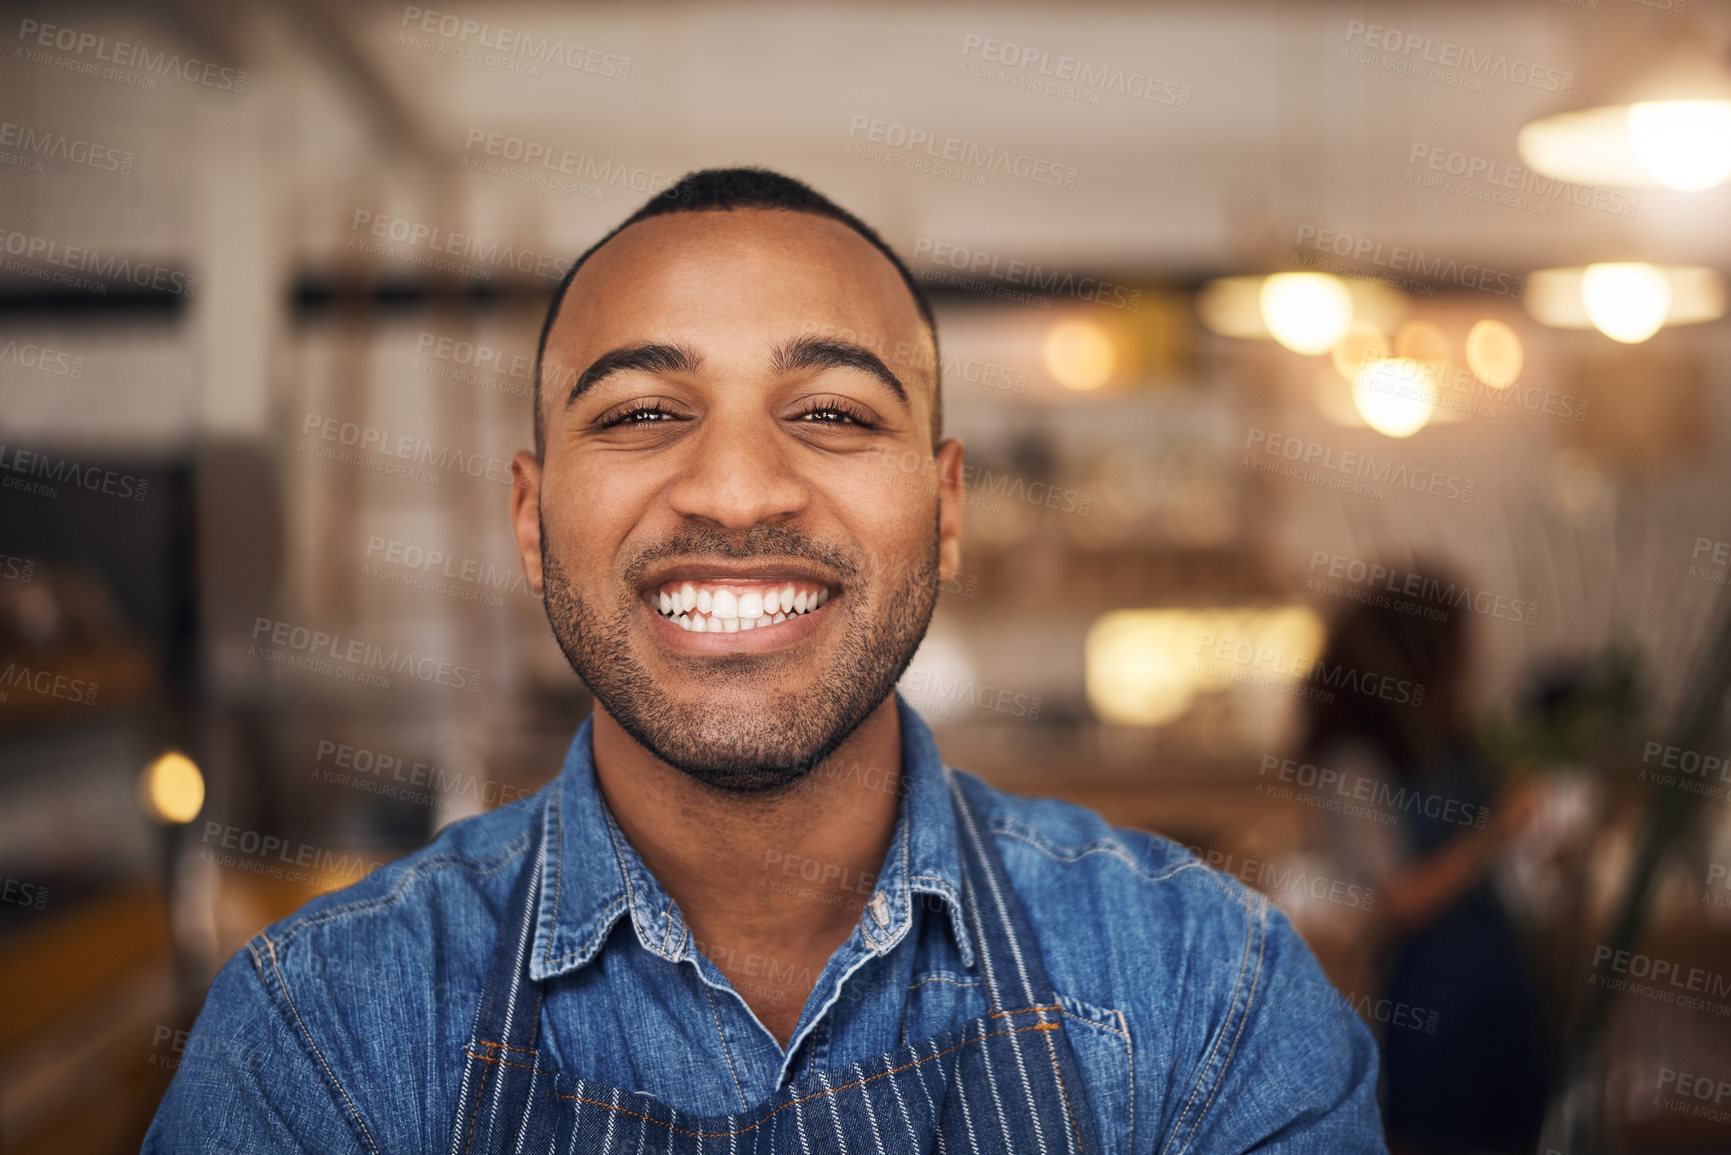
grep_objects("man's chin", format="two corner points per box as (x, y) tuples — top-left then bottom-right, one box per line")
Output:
(610, 704), (860, 793)
(626, 723), (841, 796)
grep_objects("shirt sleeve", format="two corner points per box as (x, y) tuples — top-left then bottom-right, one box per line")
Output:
(1157, 896), (1387, 1154)
(143, 944), (377, 1153)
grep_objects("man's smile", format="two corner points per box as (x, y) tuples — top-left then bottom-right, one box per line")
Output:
(638, 563), (843, 652)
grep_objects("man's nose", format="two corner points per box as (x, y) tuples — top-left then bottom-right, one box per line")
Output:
(665, 414), (810, 529)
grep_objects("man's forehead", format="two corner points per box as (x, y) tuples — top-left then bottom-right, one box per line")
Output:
(549, 209), (930, 362)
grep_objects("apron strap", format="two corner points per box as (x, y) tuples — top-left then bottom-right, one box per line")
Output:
(948, 769), (1105, 1154)
(446, 816), (548, 1155)
(949, 770), (1051, 1011)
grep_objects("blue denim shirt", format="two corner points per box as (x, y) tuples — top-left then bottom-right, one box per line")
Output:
(146, 695), (1385, 1152)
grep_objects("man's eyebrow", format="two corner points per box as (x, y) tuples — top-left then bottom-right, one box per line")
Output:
(769, 336), (913, 414)
(564, 342), (702, 408)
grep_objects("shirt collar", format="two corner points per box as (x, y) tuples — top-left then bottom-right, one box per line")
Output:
(529, 692), (974, 982)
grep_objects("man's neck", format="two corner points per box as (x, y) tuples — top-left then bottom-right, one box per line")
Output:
(589, 697), (906, 1048)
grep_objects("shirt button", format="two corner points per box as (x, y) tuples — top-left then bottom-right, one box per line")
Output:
(869, 892), (890, 927)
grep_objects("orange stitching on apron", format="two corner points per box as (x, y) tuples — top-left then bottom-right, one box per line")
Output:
(988, 1003), (1060, 1019)
(462, 1048), (496, 1155)
(462, 1019), (1061, 1140)
(1036, 1005), (1089, 1154)
(474, 1040), (541, 1057)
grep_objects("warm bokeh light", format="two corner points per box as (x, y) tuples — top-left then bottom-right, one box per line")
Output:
(1526, 264), (1726, 335)
(1344, 279), (1410, 334)
(1628, 101), (1731, 192)
(1329, 319), (1388, 382)
(1353, 358), (1438, 438)
(1196, 275), (1272, 339)
(1518, 101), (1731, 190)
(1086, 606), (1326, 726)
(1394, 321), (1450, 371)
(139, 751), (205, 824)
(1516, 106), (1645, 187)
(1043, 319), (1115, 390)
(1085, 611), (1198, 726)
(1464, 320), (1523, 388)
(1581, 263), (1672, 344)
(1260, 272), (1354, 355)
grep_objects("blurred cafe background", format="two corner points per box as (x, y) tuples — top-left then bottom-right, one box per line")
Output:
(4, 0), (1731, 1150)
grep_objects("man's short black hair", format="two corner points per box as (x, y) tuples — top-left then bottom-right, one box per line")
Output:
(532, 167), (940, 459)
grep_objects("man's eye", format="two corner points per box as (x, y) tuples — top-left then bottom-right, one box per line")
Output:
(601, 403), (678, 427)
(794, 399), (877, 428)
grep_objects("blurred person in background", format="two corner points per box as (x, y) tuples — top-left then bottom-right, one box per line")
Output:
(144, 168), (1387, 1152)
(1303, 575), (1550, 1155)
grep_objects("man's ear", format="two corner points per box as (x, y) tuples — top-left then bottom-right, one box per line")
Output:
(934, 437), (965, 583)
(509, 451), (545, 594)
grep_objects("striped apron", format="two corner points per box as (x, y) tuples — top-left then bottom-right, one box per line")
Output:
(447, 773), (1101, 1154)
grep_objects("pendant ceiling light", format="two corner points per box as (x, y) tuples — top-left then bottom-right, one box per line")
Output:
(1516, 38), (1731, 191)
(1525, 264), (1725, 343)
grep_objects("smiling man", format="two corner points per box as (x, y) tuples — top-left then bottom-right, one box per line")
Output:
(148, 168), (1385, 1153)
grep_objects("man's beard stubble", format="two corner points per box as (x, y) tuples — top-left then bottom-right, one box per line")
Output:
(539, 514), (941, 793)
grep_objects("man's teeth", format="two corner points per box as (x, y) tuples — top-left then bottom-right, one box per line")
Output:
(653, 581), (831, 631)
